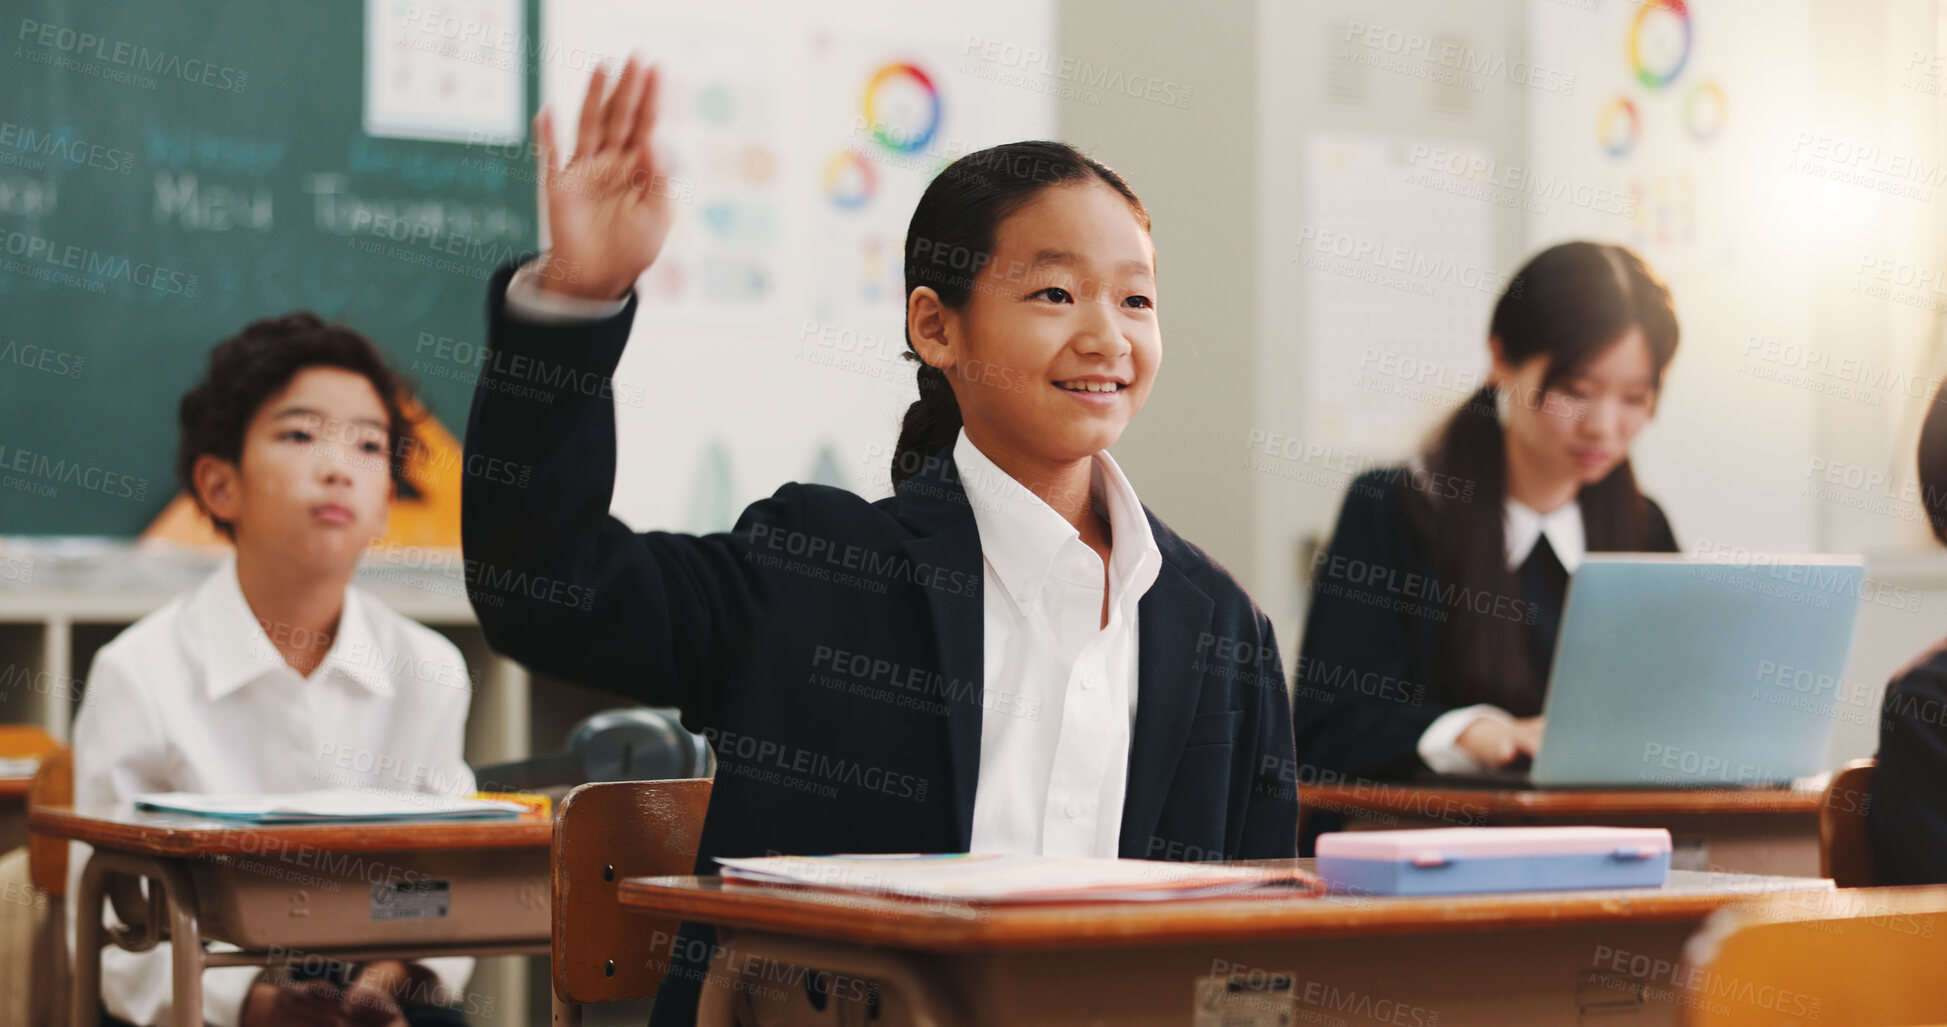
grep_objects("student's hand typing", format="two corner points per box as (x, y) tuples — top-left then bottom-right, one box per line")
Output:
(240, 976), (352, 1027)
(1455, 714), (1545, 769)
(343, 960), (414, 1027)
(531, 56), (677, 301)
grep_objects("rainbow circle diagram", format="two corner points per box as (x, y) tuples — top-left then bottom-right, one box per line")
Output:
(822, 150), (877, 210)
(1684, 80), (1725, 141)
(1598, 96), (1640, 159)
(863, 62), (942, 154)
(1629, 0), (1691, 90)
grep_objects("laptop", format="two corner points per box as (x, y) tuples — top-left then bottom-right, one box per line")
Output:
(1429, 554), (1865, 789)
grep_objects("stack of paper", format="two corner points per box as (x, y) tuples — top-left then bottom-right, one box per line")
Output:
(134, 789), (525, 823)
(715, 853), (1319, 904)
(0, 756), (41, 779)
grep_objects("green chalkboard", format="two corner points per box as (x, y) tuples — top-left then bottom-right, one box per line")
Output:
(1, 1), (541, 534)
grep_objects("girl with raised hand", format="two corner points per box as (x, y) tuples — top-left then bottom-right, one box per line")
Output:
(462, 58), (1296, 1026)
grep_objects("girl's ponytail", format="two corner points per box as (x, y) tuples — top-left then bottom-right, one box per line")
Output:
(891, 362), (963, 488)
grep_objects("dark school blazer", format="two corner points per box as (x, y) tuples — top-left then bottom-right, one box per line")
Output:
(461, 265), (1298, 1025)
(1292, 467), (1677, 784)
(1869, 640), (1947, 885)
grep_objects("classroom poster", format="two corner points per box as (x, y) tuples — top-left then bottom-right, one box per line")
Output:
(540, 0), (1054, 530)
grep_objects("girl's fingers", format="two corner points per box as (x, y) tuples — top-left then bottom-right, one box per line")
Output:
(601, 57), (645, 158)
(532, 108), (557, 182)
(574, 65), (610, 160)
(620, 63), (659, 159)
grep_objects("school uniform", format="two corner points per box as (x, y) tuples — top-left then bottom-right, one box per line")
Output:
(464, 264), (1299, 1026)
(1292, 467), (1676, 786)
(1869, 640), (1947, 884)
(69, 556), (475, 1027)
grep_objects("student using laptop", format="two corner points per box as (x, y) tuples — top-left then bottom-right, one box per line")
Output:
(1294, 243), (1681, 784)
(70, 316), (474, 1027)
(1869, 387), (1947, 884)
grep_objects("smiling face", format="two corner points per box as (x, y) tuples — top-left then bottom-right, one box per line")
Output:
(1496, 326), (1659, 489)
(910, 179), (1159, 479)
(194, 366), (395, 573)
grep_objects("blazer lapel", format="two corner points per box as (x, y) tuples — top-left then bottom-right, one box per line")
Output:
(1118, 522), (1215, 858)
(893, 446), (986, 850)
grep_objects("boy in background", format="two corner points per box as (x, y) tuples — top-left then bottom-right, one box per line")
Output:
(69, 313), (474, 1027)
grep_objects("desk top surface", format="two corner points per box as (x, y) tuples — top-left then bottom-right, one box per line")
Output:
(1302, 782), (1824, 817)
(616, 859), (1834, 951)
(28, 804), (551, 854)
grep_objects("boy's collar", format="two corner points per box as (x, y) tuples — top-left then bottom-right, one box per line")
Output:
(196, 555), (394, 700)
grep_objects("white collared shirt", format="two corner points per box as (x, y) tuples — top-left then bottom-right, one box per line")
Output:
(67, 557), (476, 1027)
(958, 429), (1163, 858)
(1418, 497), (1586, 773)
(1503, 496), (1585, 573)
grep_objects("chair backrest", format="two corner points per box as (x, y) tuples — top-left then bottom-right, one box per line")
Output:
(0, 724), (58, 760)
(552, 778), (712, 1005)
(26, 747), (72, 896)
(1818, 758), (1875, 886)
(1684, 885), (1947, 1026)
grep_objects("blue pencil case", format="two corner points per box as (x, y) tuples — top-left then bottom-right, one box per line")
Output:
(1315, 826), (1672, 896)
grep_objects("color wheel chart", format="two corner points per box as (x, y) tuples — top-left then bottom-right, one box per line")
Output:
(1588, 0), (1721, 250)
(537, 4), (1053, 531)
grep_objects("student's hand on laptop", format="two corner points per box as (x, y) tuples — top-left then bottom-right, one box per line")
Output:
(531, 56), (677, 301)
(343, 959), (414, 1027)
(241, 975), (352, 1027)
(1456, 714), (1545, 768)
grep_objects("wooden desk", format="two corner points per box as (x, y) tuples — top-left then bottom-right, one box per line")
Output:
(617, 859), (1833, 1027)
(1304, 783), (1823, 877)
(30, 805), (551, 1027)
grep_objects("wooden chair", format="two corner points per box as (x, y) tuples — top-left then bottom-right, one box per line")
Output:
(551, 778), (712, 1025)
(0, 723), (60, 762)
(1818, 758), (1875, 886)
(1684, 885), (1947, 1025)
(24, 747), (73, 1027)
(28, 746), (73, 895)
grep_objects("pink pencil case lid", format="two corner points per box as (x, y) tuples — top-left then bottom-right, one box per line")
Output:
(1317, 826), (1672, 863)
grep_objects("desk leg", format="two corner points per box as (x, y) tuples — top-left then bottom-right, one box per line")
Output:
(697, 929), (967, 1027)
(160, 863), (206, 1027)
(68, 850), (207, 1027)
(70, 852), (110, 1027)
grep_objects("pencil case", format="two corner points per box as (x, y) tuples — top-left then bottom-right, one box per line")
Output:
(1315, 826), (1671, 896)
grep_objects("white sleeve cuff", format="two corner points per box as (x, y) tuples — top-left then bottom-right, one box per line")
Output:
(503, 261), (631, 323)
(417, 956), (476, 1008)
(1417, 704), (1514, 774)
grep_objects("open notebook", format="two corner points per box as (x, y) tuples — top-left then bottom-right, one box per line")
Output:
(715, 853), (1321, 904)
(133, 788), (525, 823)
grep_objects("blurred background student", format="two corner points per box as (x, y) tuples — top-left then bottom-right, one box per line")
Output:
(1292, 243), (1680, 798)
(1869, 386), (1947, 886)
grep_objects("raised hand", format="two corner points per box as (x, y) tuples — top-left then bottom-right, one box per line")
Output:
(532, 56), (678, 300)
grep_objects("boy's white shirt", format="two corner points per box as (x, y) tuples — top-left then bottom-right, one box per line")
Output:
(67, 555), (477, 1027)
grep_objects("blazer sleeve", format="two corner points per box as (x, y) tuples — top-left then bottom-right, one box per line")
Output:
(1869, 658), (1947, 884)
(1291, 472), (1442, 781)
(1238, 612), (1300, 858)
(462, 266), (792, 729)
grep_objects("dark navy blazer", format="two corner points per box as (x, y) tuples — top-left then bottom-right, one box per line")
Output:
(461, 266), (1298, 1024)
